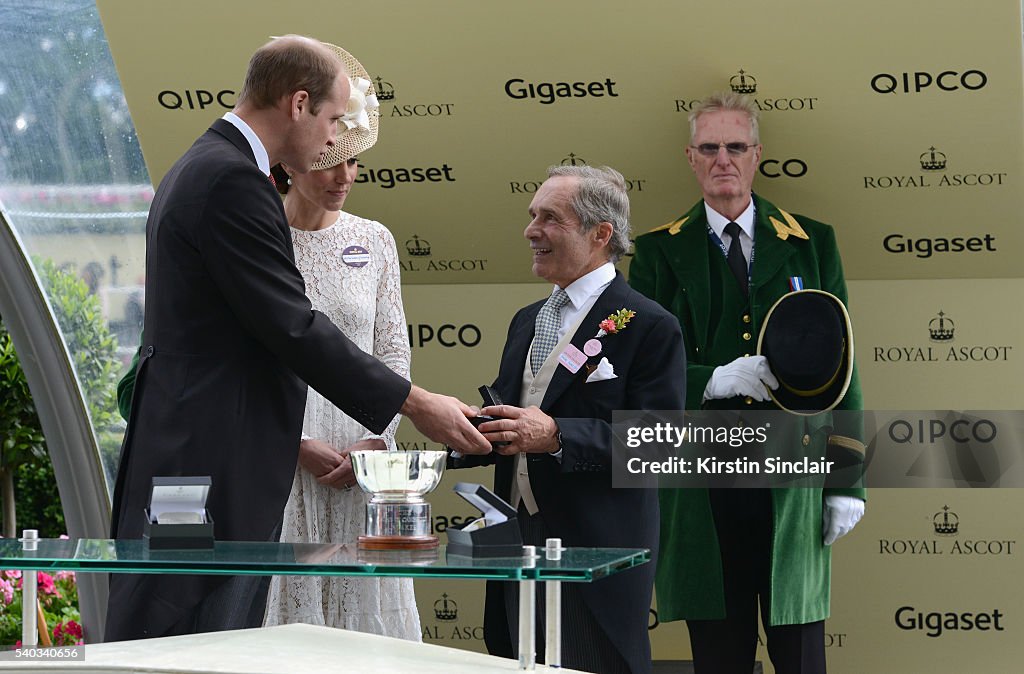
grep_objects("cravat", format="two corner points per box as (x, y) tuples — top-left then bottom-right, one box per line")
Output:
(531, 288), (571, 375)
(724, 221), (749, 296)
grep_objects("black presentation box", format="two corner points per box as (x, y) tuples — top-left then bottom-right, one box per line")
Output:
(143, 476), (215, 550)
(446, 482), (522, 558)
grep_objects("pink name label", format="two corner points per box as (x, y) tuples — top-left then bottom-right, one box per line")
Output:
(558, 344), (588, 374)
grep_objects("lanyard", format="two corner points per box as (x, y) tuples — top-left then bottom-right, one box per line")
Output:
(706, 223), (755, 285)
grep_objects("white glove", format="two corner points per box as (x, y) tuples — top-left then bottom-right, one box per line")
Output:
(822, 495), (865, 546)
(703, 356), (779, 402)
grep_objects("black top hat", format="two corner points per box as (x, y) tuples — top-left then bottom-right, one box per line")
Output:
(757, 289), (854, 415)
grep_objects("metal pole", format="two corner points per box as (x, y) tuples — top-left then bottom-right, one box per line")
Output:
(21, 530), (38, 647)
(544, 537), (564, 668)
(518, 545), (537, 670)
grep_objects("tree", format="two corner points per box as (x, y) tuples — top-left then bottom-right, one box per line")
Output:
(0, 324), (46, 538)
(37, 258), (122, 452)
(0, 258), (121, 538)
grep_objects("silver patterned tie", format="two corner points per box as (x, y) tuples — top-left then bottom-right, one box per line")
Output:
(531, 288), (571, 375)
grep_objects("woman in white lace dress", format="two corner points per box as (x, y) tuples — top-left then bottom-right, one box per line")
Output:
(262, 42), (421, 641)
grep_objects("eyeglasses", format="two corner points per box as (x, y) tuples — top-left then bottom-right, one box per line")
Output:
(690, 142), (757, 157)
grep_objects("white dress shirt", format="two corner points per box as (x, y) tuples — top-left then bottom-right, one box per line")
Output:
(223, 111), (271, 177)
(705, 198), (755, 263)
(546, 261), (617, 340)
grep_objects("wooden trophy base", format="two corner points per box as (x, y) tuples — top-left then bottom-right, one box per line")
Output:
(358, 534), (439, 550)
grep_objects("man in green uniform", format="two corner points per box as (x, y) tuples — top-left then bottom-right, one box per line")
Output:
(629, 92), (865, 674)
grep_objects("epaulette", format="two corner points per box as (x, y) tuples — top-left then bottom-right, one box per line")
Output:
(768, 208), (809, 240)
(647, 215), (689, 236)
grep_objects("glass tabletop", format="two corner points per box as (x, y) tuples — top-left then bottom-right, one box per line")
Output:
(0, 539), (649, 582)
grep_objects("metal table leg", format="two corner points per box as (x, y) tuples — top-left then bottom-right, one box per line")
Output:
(518, 545), (537, 670)
(544, 537), (564, 669)
(21, 529), (38, 647)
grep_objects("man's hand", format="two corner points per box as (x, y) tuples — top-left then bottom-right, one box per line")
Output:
(401, 385), (491, 455)
(298, 437), (384, 489)
(822, 495), (865, 545)
(478, 405), (559, 456)
(704, 355), (780, 402)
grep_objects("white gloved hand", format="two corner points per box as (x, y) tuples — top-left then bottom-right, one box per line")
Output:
(822, 495), (865, 546)
(703, 355), (780, 402)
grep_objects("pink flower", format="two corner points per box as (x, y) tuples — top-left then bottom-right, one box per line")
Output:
(56, 570), (75, 582)
(0, 578), (13, 605)
(53, 620), (83, 646)
(596, 309), (636, 337)
(38, 572), (57, 596)
(3, 569), (21, 580)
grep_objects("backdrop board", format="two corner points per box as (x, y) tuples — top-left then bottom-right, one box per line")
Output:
(95, 1), (1024, 671)
(97, 0), (1024, 284)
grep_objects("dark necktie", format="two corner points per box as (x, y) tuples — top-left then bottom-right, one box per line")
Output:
(724, 221), (748, 297)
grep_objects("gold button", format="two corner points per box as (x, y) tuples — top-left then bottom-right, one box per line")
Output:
(745, 396), (753, 405)
(742, 332), (752, 341)
(743, 314), (751, 324)
(744, 353), (750, 358)
(802, 434), (811, 446)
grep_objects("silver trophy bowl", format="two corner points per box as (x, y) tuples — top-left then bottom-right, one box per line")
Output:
(350, 450), (446, 549)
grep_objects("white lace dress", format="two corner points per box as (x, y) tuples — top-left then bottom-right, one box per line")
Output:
(263, 211), (421, 641)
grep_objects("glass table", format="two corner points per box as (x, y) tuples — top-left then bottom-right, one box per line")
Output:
(0, 536), (650, 670)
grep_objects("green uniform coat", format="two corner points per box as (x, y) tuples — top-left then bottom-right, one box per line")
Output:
(629, 194), (865, 627)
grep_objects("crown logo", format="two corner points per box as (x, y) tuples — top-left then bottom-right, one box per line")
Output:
(434, 593), (458, 621)
(405, 235), (431, 257)
(933, 505), (959, 536)
(374, 76), (396, 101)
(729, 69), (757, 94)
(928, 311), (955, 342)
(919, 146), (947, 171)
(560, 152), (588, 167)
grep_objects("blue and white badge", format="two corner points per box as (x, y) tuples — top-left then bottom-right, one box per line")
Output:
(341, 245), (371, 268)
(788, 276), (804, 292)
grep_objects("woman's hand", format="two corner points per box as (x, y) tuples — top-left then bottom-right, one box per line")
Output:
(298, 437), (386, 490)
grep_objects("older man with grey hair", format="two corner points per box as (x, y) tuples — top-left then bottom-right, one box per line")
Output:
(630, 92), (865, 674)
(453, 164), (686, 674)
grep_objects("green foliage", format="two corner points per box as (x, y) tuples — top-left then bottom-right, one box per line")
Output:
(13, 462), (65, 538)
(0, 258), (119, 643)
(0, 331), (45, 470)
(0, 258), (121, 535)
(0, 318), (48, 539)
(36, 258), (122, 446)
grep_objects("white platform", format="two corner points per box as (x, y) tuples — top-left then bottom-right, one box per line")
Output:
(0, 624), (581, 673)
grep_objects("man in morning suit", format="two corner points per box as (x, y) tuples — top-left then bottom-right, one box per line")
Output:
(628, 92), (866, 674)
(106, 35), (489, 642)
(456, 165), (686, 674)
